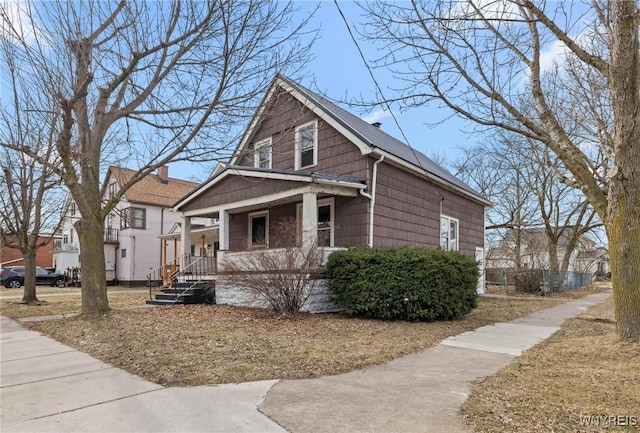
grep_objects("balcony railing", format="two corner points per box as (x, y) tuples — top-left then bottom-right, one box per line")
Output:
(104, 228), (119, 243)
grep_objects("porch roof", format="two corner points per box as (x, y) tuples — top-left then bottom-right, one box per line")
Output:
(159, 223), (219, 241)
(173, 165), (366, 216)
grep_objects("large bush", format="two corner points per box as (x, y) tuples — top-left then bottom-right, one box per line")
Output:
(327, 246), (478, 321)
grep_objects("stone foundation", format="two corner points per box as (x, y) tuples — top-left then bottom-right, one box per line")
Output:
(214, 278), (340, 313)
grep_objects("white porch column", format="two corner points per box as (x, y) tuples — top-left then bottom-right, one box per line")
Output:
(219, 209), (230, 251)
(302, 191), (318, 248)
(180, 216), (191, 261)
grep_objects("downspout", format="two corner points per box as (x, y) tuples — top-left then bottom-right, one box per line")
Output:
(359, 154), (385, 248)
(131, 235), (135, 285)
(160, 208), (164, 267)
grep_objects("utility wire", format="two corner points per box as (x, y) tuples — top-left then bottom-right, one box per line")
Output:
(333, 0), (428, 172)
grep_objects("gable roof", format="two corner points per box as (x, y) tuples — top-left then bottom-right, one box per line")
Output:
(107, 166), (199, 207)
(230, 75), (489, 206)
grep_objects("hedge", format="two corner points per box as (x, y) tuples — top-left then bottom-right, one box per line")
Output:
(326, 246), (478, 321)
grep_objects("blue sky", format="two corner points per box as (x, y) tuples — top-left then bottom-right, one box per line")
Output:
(172, 1), (475, 182)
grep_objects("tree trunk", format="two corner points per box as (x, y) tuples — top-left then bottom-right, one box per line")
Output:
(607, 0), (640, 342)
(21, 251), (38, 303)
(608, 210), (640, 341)
(76, 217), (109, 314)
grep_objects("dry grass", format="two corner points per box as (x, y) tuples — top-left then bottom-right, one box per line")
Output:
(19, 296), (566, 387)
(463, 295), (640, 433)
(485, 281), (610, 299)
(0, 287), (149, 319)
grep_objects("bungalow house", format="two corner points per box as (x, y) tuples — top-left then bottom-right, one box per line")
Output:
(165, 75), (491, 309)
(54, 166), (201, 286)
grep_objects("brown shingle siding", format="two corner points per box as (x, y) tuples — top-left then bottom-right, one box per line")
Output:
(181, 177), (296, 212)
(236, 86), (368, 179)
(373, 160), (484, 256)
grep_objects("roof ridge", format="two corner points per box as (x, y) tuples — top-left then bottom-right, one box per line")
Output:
(276, 76), (487, 203)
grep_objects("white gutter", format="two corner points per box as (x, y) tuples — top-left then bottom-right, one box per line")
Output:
(359, 155), (385, 247)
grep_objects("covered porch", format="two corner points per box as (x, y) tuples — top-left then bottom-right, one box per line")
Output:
(157, 221), (219, 286)
(149, 167), (368, 308)
(174, 167), (368, 267)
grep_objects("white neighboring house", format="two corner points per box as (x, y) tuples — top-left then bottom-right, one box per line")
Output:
(53, 166), (200, 286)
(486, 228), (609, 274)
(53, 200), (82, 273)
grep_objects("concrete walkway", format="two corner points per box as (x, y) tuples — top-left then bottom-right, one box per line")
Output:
(260, 290), (612, 433)
(0, 316), (286, 433)
(1, 291), (611, 433)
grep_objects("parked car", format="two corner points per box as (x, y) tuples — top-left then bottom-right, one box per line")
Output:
(0, 266), (65, 289)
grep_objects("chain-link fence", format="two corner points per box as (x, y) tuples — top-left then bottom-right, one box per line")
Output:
(543, 270), (592, 292)
(486, 268), (592, 294)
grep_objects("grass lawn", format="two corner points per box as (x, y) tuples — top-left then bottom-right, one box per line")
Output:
(13, 293), (570, 387)
(463, 294), (640, 432)
(0, 286), (149, 318)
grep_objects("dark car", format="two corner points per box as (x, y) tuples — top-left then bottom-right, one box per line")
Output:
(0, 266), (65, 289)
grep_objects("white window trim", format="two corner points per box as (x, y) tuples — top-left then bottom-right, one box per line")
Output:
(296, 197), (335, 247)
(253, 137), (272, 169)
(440, 215), (459, 251)
(248, 210), (269, 248)
(294, 120), (318, 170)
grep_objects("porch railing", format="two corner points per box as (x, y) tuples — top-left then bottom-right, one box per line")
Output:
(147, 252), (217, 301)
(147, 253), (190, 299)
(173, 252), (217, 302)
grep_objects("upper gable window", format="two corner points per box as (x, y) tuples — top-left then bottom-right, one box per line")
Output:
(295, 120), (318, 170)
(254, 138), (272, 169)
(108, 182), (117, 199)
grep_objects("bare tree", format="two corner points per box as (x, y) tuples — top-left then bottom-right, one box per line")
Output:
(454, 139), (537, 270)
(0, 1), (315, 314)
(219, 218), (325, 318)
(0, 33), (65, 303)
(361, 0), (640, 341)
(456, 132), (601, 273)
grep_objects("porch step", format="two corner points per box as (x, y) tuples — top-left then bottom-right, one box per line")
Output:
(146, 283), (215, 305)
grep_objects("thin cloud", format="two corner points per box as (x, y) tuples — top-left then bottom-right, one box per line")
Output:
(1, 0), (38, 43)
(362, 109), (391, 124)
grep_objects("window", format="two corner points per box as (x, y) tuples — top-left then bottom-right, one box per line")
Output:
(317, 202), (333, 247)
(121, 207), (146, 229)
(63, 232), (69, 244)
(108, 182), (117, 199)
(121, 249), (127, 258)
(70, 202), (76, 216)
(440, 216), (459, 251)
(295, 121), (317, 170)
(249, 211), (269, 247)
(254, 138), (272, 169)
(296, 198), (334, 247)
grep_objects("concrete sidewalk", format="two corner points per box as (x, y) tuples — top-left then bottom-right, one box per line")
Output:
(259, 290), (612, 433)
(1, 290), (611, 433)
(0, 315), (286, 433)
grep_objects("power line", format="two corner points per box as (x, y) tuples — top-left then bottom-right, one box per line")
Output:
(332, 0), (428, 172)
